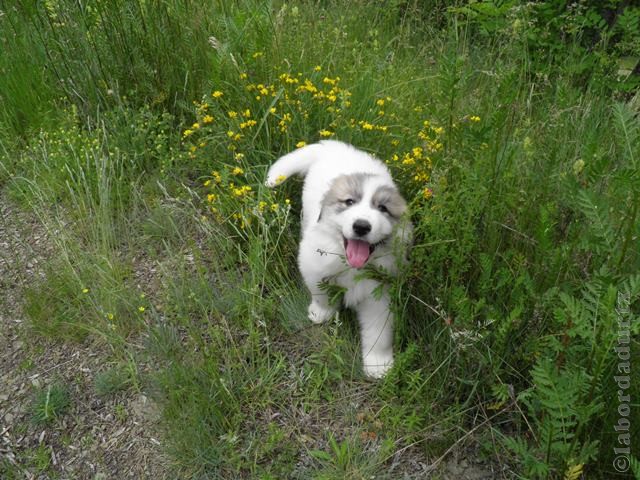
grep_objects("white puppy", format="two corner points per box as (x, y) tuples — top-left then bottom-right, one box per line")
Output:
(266, 141), (412, 378)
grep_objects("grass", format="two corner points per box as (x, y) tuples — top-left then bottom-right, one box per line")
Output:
(30, 384), (71, 424)
(1, 1), (639, 478)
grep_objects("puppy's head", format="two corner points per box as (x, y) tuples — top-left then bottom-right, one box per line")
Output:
(320, 173), (408, 268)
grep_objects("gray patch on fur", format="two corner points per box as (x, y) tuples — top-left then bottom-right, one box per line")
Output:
(319, 173), (371, 220)
(371, 185), (407, 220)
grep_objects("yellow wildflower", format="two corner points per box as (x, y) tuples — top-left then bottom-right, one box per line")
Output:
(204, 179), (211, 187)
(138, 306), (146, 313)
(212, 90), (223, 98)
(314, 65), (322, 71)
(207, 193), (216, 203)
(296, 141), (306, 148)
(470, 115), (481, 122)
(232, 167), (244, 176)
(319, 129), (333, 137)
(232, 185), (252, 197)
(239, 119), (257, 129)
(203, 115), (214, 123)
(82, 288), (89, 294)
(228, 111), (238, 118)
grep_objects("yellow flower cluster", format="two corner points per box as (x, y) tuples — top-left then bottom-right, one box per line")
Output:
(231, 184), (252, 198)
(183, 68), (490, 223)
(384, 119), (448, 199)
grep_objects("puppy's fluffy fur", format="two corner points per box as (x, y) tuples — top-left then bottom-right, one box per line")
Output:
(266, 141), (412, 378)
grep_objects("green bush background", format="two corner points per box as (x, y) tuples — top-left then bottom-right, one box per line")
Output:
(1, 1), (639, 478)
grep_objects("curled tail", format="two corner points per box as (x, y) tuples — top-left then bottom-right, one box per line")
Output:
(265, 142), (326, 187)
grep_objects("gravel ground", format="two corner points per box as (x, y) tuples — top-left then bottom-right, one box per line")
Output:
(0, 198), (169, 479)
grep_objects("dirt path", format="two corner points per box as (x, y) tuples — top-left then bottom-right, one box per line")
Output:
(0, 198), (168, 479)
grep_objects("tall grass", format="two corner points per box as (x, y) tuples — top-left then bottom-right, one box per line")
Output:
(1, 1), (638, 478)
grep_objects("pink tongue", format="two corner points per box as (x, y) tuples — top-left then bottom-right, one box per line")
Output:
(345, 239), (371, 269)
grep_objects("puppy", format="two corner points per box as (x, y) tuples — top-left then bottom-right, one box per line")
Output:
(266, 140), (412, 378)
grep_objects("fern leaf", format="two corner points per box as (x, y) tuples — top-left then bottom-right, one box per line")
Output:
(612, 102), (639, 168)
(575, 189), (617, 251)
(621, 273), (640, 298)
(630, 455), (640, 480)
(564, 462), (583, 480)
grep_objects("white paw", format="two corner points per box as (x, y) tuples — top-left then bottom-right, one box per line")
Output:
(362, 354), (394, 379)
(265, 173), (286, 188)
(308, 301), (335, 324)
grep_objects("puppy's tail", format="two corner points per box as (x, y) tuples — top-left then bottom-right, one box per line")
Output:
(265, 142), (327, 187)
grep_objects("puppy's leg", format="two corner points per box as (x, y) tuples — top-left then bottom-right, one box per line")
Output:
(306, 285), (336, 324)
(356, 293), (394, 378)
(298, 239), (336, 324)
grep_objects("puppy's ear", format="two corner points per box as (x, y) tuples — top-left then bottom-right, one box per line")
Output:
(386, 189), (408, 219)
(384, 188), (412, 259)
(372, 185), (407, 220)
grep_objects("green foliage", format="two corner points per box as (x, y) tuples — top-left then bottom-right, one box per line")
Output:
(23, 252), (143, 341)
(2, 0), (639, 478)
(309, 432), (395, 479)
(94, 365), (135, 397)
(504, 359), (601, 477)
(30, 383), (71, 424)
(452, 0), (640, 92)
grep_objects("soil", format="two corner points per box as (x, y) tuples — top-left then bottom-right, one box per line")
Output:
(0, 198), (169, 479)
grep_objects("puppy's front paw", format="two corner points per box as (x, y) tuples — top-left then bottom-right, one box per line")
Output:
(308, 301), (335, 324)
(362, 354), (394, 379)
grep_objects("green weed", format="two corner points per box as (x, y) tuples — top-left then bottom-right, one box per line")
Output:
(94, 365), (135, 397)
(1, 1), (639, 478)
(30, 384), (71, 424)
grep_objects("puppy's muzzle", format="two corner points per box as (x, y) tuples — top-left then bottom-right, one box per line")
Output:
(352, 219), (372, 237)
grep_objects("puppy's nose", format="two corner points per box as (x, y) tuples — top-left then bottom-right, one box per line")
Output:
(352, 219), (372, 237)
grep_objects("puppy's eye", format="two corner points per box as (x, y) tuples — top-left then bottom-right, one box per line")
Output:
(378, 204), (389, 213)
(344, 199), (355, 206)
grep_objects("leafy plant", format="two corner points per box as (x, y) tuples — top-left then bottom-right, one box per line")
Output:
(94, 365), (134, 397)
(30, 384), (71, 424)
